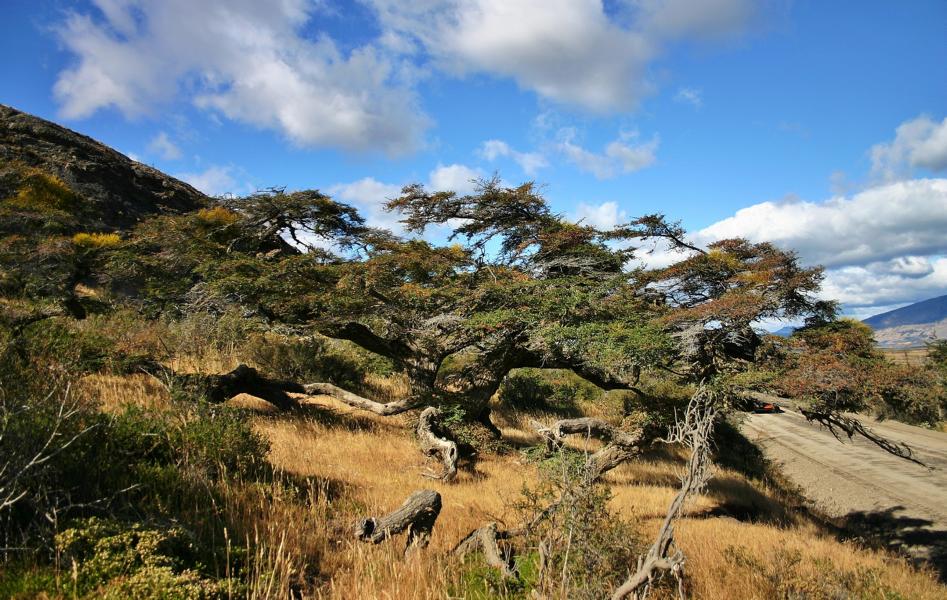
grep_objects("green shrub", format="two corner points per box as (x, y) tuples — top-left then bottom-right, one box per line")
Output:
(56, 517), (232, 599)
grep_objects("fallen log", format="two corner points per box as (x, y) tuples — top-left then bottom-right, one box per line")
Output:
(355, 489), (442, 556)
(145, 363), (301, 410)
(417, 407), (459, 481)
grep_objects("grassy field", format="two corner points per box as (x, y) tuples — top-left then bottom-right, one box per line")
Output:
(73, 360), (947, 600)
(881, 346), (931, 367)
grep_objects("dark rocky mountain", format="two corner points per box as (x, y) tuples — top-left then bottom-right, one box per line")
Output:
(0, 104), (209, 231)
(863, 294), (947, 329)
(863, 294), (947, 348)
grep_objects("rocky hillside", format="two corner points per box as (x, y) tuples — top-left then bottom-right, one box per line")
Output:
(864, 294), (947, 348)
(0, 104), (208, 231)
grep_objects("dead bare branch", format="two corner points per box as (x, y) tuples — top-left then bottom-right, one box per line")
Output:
(612, 387), (717, 600)
(302, 382), (419, 415)
(800, 409), (928, 468)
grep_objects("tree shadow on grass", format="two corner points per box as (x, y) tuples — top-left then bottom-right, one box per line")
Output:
(840, 506), (947, 581)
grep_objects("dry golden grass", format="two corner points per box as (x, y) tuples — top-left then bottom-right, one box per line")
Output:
(76, 373), (171, 412)
(93, 366), (947, 599)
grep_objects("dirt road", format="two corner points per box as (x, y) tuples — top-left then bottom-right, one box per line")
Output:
(742, 405), (947, 574)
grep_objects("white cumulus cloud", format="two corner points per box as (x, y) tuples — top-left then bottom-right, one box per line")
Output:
(147, 131), (182, 160)
(558, 129), (659, 179)
(695, 179), (947, 268)
(479, 139), (548, 176)
(54, 0), (428, 155)
(662, 178), (947, 310)
(673, 87), (703, 108)
(428, 163), (484, 196)
(328, 177), (404, 232)
(176, 165), (239, 197)
(870, 115), (947, 181)
(573, 201), (628, 230)
(368, 0), (756, 112)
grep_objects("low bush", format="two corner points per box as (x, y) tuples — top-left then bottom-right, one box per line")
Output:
(722, 545), (906, 600)
(55, 517), (233, 599)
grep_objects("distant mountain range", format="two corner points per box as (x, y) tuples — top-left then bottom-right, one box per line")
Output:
(864, 294), (947, 348)
(770, 294), (947, 347)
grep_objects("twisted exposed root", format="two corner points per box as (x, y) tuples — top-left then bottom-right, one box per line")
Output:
(417, 407), (459, 481)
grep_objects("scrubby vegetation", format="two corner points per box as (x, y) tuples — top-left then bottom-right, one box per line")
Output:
(1, 166), (945, 599)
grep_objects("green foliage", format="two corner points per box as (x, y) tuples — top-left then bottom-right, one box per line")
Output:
(927, 339), (947, 374)
(18, 318), (125, 374)
(499, 368), (602, 414)
(246, 333), (393, 389)
(56, 517), (232, 599)
(513, 449), (641, 599)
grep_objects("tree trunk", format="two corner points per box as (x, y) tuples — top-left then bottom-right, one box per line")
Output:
(355, 489), (442, 556)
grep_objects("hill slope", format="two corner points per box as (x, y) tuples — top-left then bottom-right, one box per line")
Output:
(0, 104), (209, 231)
(863, 295), (947, 347)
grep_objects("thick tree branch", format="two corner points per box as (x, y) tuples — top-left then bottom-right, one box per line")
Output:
(533, 417), (650, 481)
(453, 522), (515, 578)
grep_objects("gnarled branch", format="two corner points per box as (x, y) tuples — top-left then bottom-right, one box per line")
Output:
(302, 382), (419, 416)
(453, 522), (515, 578)
(612, 387), (716, 600)
(532, 417), (649, 481)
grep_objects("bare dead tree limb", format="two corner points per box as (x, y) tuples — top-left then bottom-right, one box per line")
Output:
(612, 387), (717, 600)
(355, 489), (442, 556)
(417, 407), (459, 481)
(532, 417), (649, 481)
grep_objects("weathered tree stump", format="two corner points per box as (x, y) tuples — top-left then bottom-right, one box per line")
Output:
(355, 489), (442, 556)
(417, 407), (459, 481)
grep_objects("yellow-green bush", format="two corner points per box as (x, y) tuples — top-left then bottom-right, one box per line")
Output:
(3, 167), (78, 213)
(73, 232), (121, 249)
(195, 206), (240, 227)
(55, 518), (233, 599)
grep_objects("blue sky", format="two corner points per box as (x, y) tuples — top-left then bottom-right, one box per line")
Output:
(2, 0), (946, 321)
